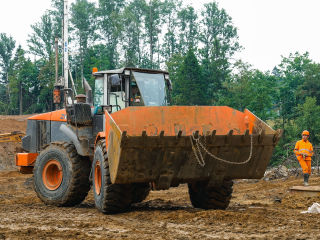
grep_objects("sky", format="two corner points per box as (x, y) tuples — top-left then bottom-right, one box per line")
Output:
(0, 0), (320, 72)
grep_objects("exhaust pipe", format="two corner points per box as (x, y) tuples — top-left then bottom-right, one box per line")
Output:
(83, 78), (93, 106)
(54, 36), (60, 110)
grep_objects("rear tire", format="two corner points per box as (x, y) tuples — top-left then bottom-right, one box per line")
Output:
(131, 183), (151, 204)
(33, 142), (91, 206)
(188, 180), (233, 210)
(92, 140), (132, 214)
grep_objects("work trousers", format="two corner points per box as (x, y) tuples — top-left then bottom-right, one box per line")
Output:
(298, 157), (312, 175)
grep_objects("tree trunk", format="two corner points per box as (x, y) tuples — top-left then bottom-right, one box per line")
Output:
(6, 72), (10, 115)
(149, 0), (153, 68)
(19, 80), (22, 115)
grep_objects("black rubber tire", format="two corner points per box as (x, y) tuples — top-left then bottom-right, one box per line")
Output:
(92, 140), (132, 214)
(188, 180), (233, 210)
(67, 103), (92, 125)
(131, 183), (151, 204)
(33, 142), (91, 206)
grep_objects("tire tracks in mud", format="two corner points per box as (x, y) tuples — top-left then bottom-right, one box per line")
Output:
(1, 171), (320, 239)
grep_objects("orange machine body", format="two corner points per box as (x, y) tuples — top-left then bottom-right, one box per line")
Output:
(16, 153), (38, 175)
(28, 109), (67, 122)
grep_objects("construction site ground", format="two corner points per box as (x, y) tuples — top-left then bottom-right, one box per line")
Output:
(1, 115), (320, 239)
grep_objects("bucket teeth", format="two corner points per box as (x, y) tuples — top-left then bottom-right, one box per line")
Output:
(242, 129), (250, 143)
(225, 130), (233, 143)
(157, 130), (165, 145)
(175, 131), (183, 144)
(259, 129), (265, 143)
(193, 130), (199, 138)
(210, 130), (216, 143)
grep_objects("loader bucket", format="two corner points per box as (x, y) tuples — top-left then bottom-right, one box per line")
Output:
(105, 106), (283, 190)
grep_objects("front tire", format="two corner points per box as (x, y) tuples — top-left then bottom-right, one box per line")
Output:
(33, 142), (91, 206)
(131, 183), (151, 204)
(188, 180), (233, 210)
(92, 140), (132, 214)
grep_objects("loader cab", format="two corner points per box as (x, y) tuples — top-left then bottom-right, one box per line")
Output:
(93, 68), (172, 113)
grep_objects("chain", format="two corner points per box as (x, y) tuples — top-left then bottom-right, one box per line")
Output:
(189, 133), (253, 167)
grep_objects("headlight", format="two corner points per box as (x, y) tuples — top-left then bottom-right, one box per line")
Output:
(124, 70), (130, 76)
(164, 74), (169, 80)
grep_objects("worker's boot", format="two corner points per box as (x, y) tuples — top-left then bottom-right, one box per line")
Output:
(303, 173), (309, 186)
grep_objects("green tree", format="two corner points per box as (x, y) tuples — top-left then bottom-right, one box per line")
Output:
(0, 33), (16, 113)
(199, 2), (241, 103)
(177, 6), (198, 54)
(293, 97), (320, 144)
(27, 13), (56, 60)
(161, 0), (181, 60)
(220, 60), (277, 120)
(277, 52), (313, 142)
(49, 0), (64, 38)
(145, 0), (165, 68)
(8, 47), (38, 115)
(120, 5), (141, 67)
(297, 63), (320, 105)
(70, 0), (97, 83)
(98, 0), (125, 69)
(174, 48), (206, 105)
(246, 70), (277, 120)
(219, 60), (252, 110)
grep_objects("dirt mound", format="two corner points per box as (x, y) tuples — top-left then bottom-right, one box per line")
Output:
(0, 172), (320, 239)
(0, 114), (35, 171)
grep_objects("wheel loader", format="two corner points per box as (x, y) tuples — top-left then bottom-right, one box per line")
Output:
(15, 67), (283, 213)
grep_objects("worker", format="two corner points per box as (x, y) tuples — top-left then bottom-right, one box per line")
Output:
(130, 83), (144, 106)
(294, 130), (314, 186)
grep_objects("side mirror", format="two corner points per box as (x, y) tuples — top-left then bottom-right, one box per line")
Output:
(102, 105), (112, 114)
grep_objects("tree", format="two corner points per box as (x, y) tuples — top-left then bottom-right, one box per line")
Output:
(0, 33), (16, 113)
(145, 0), (165, 68)
(246, 70), (277, 120)
(120, 5), (141, 67)
(27, 13), (56, 60)
(49, 0), (64, 38)
(277, 52), (313, 142)
(220, 60), (277, 120)
(98, 0), (125, 69)
(294, 97), (320, 144)
(8, 47), (38, 115)
(297, 63), (320, 105)
(70, 0), (97, 84)
(219, 60), (252, 110)
(177, 6), (198, 54)
(199, 2), (241, 103)
(161, 0), (181, 61)
(174, 48), (206, 105)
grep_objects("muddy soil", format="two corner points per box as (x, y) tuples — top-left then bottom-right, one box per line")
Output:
(0, 115), (34, 171)
(0, 171), (320, 239)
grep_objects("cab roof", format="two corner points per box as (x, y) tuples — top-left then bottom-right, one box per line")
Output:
(92, 67), (169, 78)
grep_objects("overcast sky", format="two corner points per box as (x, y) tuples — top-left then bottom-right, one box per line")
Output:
(1, 0), (319, 72)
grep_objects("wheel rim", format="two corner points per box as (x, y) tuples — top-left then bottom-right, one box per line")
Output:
(95, 161), (102, 195)
(42, 160), (63, 191)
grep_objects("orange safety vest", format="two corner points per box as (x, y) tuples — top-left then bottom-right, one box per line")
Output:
(294, 139), (314, 160)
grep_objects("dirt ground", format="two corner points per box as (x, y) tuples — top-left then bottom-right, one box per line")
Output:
(1, 114), (320, 239)
(0, 114), (34, 171)
(0, 170), (319, 239)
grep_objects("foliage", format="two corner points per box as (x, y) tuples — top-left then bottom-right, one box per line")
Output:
(173, 48), (206, 106)
(1, 0), (320, 165)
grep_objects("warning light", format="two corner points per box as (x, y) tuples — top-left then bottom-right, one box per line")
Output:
(92, 67), (98, 74)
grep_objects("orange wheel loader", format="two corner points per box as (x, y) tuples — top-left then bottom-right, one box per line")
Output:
(15, 67), (283, 213)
